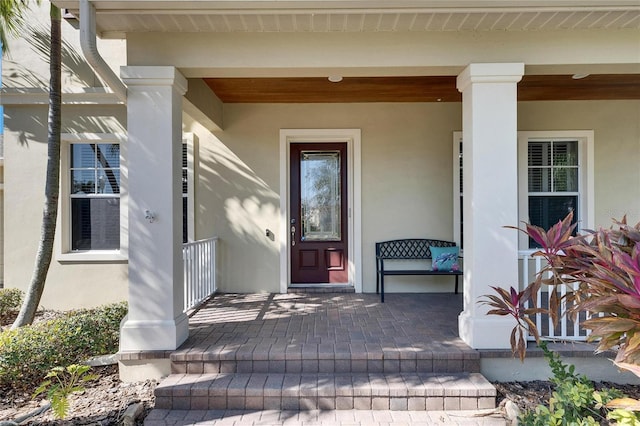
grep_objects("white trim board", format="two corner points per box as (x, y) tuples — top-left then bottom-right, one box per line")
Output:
(279, 129), (362, 294)
(0, 88), (123, 105)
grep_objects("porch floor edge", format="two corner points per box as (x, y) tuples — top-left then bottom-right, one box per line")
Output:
(479, 341), (614, 359)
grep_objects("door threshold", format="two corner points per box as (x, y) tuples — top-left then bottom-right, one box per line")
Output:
(288, 284), (355, 294)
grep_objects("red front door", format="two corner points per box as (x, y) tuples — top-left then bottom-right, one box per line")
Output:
(290, 143), (348, 284)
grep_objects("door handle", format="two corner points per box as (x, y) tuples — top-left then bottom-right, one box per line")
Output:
(291, 225), (296, 246)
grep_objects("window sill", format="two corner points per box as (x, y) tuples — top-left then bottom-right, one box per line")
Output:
(57, 251), (128, 264)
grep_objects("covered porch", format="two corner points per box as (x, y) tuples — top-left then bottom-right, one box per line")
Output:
(119, 62), (527, 357)
(56, 0), (639, 379)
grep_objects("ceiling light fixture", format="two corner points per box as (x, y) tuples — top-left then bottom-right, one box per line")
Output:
(572, 73), (590, 80)
(328, 75), (343, 83)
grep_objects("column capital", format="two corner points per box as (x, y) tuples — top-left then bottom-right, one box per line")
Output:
(121, 66), (188, 95)
(457, 63), (525, 93)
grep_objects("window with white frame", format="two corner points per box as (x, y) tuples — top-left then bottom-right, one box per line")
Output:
(526, 139), (579, 246)
(453, 131), (593, 251)
(182, 134), (196, 243)
(182, 142), (189, 243)
(59, 133), (195, 261)
(518, 132), (593, 249)
(58, 134), (126, 262)
(69, 141), (121, 250)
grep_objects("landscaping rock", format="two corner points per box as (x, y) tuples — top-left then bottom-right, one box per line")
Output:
(504, 399), (521, 424)
(85, 354), (118, 367)
(119, 402), (144, 426)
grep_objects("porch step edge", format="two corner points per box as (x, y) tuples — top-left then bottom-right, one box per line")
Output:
(154, 372), (496, 411)
(143, 408), (508, 425)
(170, 347), (481, 374)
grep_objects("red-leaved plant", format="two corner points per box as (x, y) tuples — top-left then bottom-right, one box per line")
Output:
(480, 211), (640, 376)
(481, 285), (545, 362)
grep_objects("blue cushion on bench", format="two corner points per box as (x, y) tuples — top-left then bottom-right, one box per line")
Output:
(431, 246), (460, 271)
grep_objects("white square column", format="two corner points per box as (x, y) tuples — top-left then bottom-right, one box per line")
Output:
(119, 66), (189, 351)
(456, 63), (524, 349)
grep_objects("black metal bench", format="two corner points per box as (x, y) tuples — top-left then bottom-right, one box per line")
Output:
(376, 239), (462, 303)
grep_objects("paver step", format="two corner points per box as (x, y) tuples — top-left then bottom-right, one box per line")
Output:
(154, 372), (496, 412)
(171, 345), (481, 375)
(144, 408), (508, 425)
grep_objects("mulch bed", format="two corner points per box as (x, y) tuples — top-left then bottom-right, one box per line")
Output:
(1, 311), (157, 425)
(495, 380), (640, 413)
(0, 365), (157, 425)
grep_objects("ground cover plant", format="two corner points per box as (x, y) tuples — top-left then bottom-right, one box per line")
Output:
(0, 301), (127, 391)
(482, 212), (640, 421)
(519, 342), (630, 425)
(0, 288), (23, 325)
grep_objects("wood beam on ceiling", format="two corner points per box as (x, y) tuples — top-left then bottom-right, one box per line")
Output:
(203, 74), (640, 103)
(518, 74), (640, 101)
(204, 76), (461, 103)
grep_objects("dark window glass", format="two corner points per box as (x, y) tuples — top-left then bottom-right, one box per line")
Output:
(71, 198), (120, 250)
(528, 196), (578, 248)
(183, 197), (188, 244)
(70, 143), (120, 251)
(182, 144), (189, 243)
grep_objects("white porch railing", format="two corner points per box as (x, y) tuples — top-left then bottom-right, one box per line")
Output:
(183, 237), (218, 312)
(519, 251), (592, 342)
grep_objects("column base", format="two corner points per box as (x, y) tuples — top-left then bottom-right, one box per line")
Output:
(119, 312), (189, 351)
(118, 358), (172, 382)
(458, 310), (521, 349)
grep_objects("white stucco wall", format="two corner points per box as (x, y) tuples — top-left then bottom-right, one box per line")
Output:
(2, 3), (638, 308)
(2, 3), (125, 91)
(186, 102), (462, 294)
(519, 100), (640, 225)
(3, 104), (127, 309)
(1, 2), (128, 308)
(2, 96), (638, 308)
(128, 29), (640, 77)
(185, 99), (639, 296)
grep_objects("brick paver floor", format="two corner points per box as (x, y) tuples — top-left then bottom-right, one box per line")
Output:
(179, 292), (471, 359)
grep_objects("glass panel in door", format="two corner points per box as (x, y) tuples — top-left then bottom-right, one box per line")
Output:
(300, 151), (341, 242)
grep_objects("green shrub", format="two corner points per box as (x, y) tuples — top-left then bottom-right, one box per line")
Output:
(519, 342), (628, 425)
(0, 302), (127, 390)
(0, 288), (24, 319)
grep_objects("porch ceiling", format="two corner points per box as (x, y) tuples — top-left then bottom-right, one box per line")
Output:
(203, 74), (640, 103)
(56, 2), (640, 37)
(56, 1), (639, 103)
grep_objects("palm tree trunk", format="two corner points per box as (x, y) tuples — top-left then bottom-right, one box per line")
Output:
(12, 5), (61, 328)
